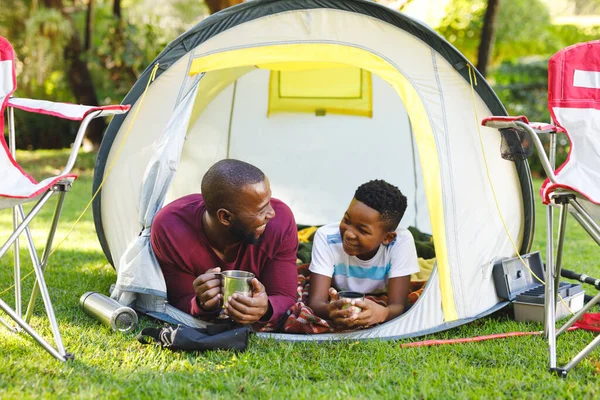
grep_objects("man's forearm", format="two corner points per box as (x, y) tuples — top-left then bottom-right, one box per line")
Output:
(264, 294), (295, 323)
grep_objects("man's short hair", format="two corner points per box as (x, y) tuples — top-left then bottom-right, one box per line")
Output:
(354, 179), (407, 231)
(201, 159), (265, 213)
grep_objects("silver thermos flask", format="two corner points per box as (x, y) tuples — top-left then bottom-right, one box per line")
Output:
(80, 292), (138, 332)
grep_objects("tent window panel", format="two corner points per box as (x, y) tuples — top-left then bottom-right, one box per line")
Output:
(268, 67), (372, 117)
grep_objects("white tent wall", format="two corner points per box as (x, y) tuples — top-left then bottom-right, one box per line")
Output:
(167, 69), (432, 233)
(422, 50), (526, 318)
(93, 1), (534, 339)
(99, 56), (193, 264)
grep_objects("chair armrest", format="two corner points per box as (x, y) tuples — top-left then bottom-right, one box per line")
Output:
(481, 115), (531, 129)
(7, 97), (130, 120)
(7, 97), (131, 176)
(482, 116), (559, 184)
(528, 122), (566, 134)
(482, 116), (566, 134)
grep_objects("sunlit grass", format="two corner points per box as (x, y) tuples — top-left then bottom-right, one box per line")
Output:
(0, 150), (599, 399)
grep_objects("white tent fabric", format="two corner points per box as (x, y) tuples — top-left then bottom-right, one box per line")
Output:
(94, 1), (533, 340)
(110, 84), (199, 318)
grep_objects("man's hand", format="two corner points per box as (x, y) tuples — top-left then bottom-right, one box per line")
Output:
(224, 278), (269, 324)
(193, 267), (222, 311)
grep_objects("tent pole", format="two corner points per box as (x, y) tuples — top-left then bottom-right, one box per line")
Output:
(226, 80), (238, 159)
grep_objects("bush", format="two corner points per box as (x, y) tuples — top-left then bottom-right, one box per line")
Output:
(4, 111), (78, 150)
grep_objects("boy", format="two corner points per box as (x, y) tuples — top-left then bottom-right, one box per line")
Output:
(308, 179), (419, 328)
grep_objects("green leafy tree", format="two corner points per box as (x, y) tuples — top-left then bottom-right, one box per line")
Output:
(1, 0), (210, 149)
(437, 0), (554, 65)
(436, 0), (600, 175)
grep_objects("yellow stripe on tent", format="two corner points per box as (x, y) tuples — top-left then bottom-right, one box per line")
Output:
(257, 61), (349, 70)
(189, 44), (458, 321)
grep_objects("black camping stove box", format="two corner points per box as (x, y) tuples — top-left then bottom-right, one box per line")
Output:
(492, 251), (584, 322)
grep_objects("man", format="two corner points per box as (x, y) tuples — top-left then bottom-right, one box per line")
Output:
(150, 159), (298, 325)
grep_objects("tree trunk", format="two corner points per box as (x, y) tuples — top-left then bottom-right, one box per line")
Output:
(84, 0), (94, 51)
(204, 0), (245, 14)
(476, 0), (501, 77)
(113, 0), (121, 18)
(64, 30), (105, 148)
(43, 0), (105, 149)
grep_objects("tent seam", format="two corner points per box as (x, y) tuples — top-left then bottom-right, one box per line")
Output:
(175, 53), (199, 108)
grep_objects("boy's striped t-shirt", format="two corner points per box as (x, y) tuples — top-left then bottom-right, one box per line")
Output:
(308, 223), (420, 294)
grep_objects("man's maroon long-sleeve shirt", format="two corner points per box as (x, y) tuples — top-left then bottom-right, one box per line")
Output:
(150, 194), (298, 324)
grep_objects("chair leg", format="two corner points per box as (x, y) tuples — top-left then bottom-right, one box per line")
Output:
(22, 248), (68, 358)
(569, 200), (600, 246)
(0, 190), (71, 361)
(0, 314), (18, 332)
(0, 298), (69, 361)
(0, 192), (54, 259)
(12, 205), (21, 321)
(557, 290), (600, 336)
(562, 333), (600, 374)
(554, 202), (569, 303)
(545, 201), (571, 372)
(9, 203), (41, 329)
(553, 198), (600, 375)
(24, 191), (67, 324)
(7, 105), (21, 326)
(545, 203), (557, 369)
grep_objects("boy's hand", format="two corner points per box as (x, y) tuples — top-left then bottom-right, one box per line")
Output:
(348, 299), (388, 327)
(327, 288), (364, 328)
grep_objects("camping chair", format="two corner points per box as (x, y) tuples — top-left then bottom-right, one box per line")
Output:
(0, 36), (129, 361)
(482, 40), (600, 376)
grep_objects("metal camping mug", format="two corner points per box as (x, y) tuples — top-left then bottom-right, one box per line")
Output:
(79, 292), (138, 332)
(337, 291), (365, 315)
(221, 270), (255, 309)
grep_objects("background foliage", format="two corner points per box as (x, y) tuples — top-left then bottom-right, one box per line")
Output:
(2, 0), (600, 172)
(438, 0), (600, 174)
(0, 0), (206, 149)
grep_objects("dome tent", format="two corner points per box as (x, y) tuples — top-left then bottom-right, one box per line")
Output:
(93, 0), (534, 340)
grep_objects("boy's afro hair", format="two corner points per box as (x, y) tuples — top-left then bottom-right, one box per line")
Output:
(354, 179), (407, 230)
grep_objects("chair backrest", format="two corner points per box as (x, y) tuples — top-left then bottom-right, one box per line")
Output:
(0, 36), (50, 211)
(542, 40), (600, 204)
(0, 36), (17, 131)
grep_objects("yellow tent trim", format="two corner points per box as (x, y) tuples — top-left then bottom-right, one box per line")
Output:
(257, 61), (349, 71)
(189, 44), (458, 321)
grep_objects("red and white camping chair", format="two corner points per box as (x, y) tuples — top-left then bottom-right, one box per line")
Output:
(0, 36), (129, 361)
(483, 40), (600, 376)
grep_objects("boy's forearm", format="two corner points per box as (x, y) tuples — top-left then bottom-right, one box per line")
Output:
(384, 303), (406, 322)
(308, 299), (331, 320)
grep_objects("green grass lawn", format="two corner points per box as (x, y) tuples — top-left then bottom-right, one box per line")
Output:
(1, 150), (599, 399)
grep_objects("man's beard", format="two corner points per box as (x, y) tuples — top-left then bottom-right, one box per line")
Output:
(229, 220), (260, 245)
